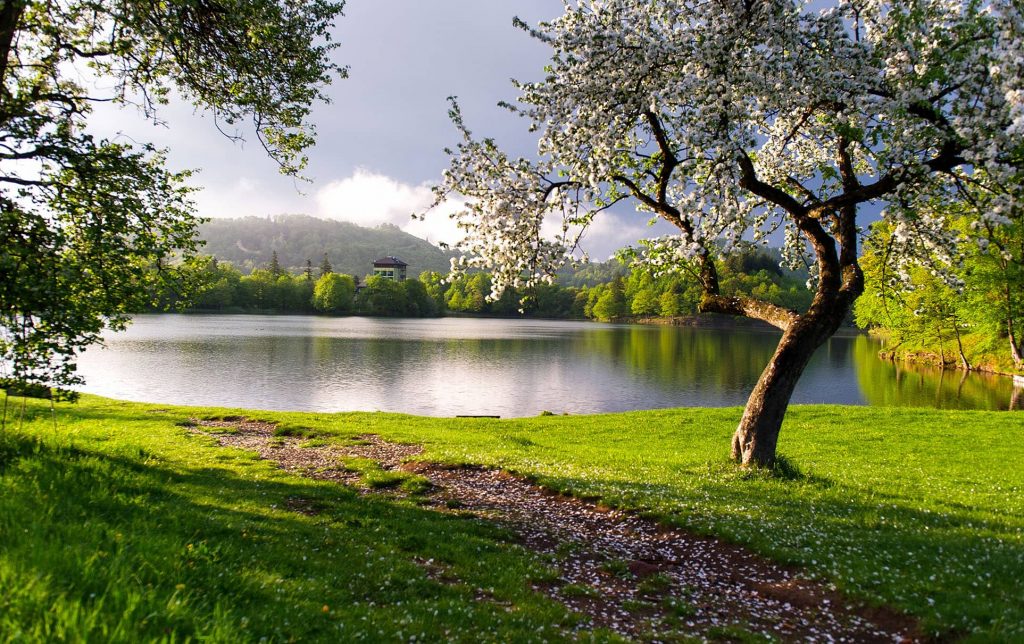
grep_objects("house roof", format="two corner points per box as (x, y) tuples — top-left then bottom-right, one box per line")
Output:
(373, 256), (407, 267)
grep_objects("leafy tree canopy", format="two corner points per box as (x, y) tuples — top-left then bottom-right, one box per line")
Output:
(312, 272), (355, 314)
(858, 183), (1024, 372)
(0, 0), (346, 391)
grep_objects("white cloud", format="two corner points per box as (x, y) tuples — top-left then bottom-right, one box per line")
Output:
(314, 169), (680, 260)
(542, 210), (676, 262)
(315, 169), (467, 246)
(577, 212), (670, 260)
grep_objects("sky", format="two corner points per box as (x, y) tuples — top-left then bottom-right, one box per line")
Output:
(87, 0), (672, 261)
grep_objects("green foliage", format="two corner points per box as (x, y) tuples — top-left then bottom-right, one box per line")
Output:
(436, 247), (808, 322)
(857, 202), (1024, 373)
(186, 257), (243, 311)
(628, 274), (661, 316)
(355, 275), (408, 316)
(556, 259), (628, 287)
(312, 273), (355, 314)
(419, 271), (449, 312)
(268, 251), (284, 278)
(153, 245), (812, 322)
(156, 258), (449, 317)
(0, 0), (345, 390)
(0, 149), (198, 390)
(319, 252), (333, 277)
(555, 250), (808, 324)
(591, 277), (627, 321)
(402, 279), (439, 317)
(165, 215), (813, 322)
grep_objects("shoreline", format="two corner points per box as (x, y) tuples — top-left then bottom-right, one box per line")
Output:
(153, 308), (868, 336)
(866, 329), (1024, 383)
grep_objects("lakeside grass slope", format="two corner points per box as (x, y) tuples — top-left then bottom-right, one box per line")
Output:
(1, 393), (1022, 641)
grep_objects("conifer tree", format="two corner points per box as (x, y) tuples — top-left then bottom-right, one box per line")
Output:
(319, 253), (333, 277)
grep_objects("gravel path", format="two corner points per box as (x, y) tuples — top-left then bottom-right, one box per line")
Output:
(191, 419), (919, 642)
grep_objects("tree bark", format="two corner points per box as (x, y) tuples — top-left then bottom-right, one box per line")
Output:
(953, 319), (970, 371)
(730, 306), (848, 467)
(0, 0), (25, 104)
(1008, 317), (1023, 370)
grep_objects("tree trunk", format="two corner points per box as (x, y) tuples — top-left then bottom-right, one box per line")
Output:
(730, 296), (852, 467)
(721, 138), (866, 468)
(953, 319), (970, 371)
(0, 0), (25, 106)
(1008, 318), (1023, 370)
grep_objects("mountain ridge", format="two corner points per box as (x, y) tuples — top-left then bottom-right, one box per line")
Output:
(197, 214), (457, 278)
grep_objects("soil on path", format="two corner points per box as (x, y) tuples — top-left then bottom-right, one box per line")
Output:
(191, 418), (920, 643)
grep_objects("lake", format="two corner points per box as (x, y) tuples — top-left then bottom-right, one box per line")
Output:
(75, 314), (1020, 416)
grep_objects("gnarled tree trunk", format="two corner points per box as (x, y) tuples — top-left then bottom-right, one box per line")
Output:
(615, 105), (957, 469)
(710, 144), (872, 468)
(730, 307), (849, 467)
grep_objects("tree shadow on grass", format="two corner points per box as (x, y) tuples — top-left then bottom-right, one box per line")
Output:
(0, 416), (579, 642)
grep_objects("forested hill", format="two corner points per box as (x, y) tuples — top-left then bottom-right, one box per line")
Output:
(197, 215), (457, 278)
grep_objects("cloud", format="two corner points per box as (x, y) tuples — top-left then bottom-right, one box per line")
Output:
(314, 169), (680, 260)
(540, 209), (676, 262)
(315, 169), (466, 246)
(576, 212), (672, 260)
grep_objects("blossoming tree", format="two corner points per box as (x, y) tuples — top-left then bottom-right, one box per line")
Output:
(432, 0), (1024, 466)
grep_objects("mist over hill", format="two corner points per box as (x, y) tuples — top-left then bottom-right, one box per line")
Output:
(197, 215), (457, 278)
(196, 214), (806, 290)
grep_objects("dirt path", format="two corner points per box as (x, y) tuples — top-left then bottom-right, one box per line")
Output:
(191, 418), (919, 642)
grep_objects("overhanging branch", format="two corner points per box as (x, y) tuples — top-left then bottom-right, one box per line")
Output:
(700, 294), (798, 331)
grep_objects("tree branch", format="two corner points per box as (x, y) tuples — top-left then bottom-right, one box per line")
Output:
(700, 294), (798, 331)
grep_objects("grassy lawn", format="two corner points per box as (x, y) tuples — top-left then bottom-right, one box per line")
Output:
(1, 393), (1021, 641)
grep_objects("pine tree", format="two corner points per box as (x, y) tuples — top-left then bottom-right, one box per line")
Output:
(268, 251), (283, 278)
(305, 259), (314, 282)
(319, 253), (333, 277)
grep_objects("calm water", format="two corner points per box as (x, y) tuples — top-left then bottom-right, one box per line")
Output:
(75, 314), (1020, 416)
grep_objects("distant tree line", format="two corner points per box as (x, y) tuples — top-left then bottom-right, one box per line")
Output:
(154, 252), (440, 317)
(153, 249), (813, 322)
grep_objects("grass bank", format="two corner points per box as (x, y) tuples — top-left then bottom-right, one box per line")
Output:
(1, 394), (1021, 641)
(871, 327), (1024, 378)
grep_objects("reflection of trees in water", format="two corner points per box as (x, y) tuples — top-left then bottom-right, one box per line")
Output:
(175, 336), (316, 373)
(164, 324), (1017, 411)
(311, 334), (568, 378)
(853, 336), (1016, 410)
(823, 336), (851, 368)
(301, 326), (779, 396)
(311, 336), (433, 389)
(581, 326), (778, 389)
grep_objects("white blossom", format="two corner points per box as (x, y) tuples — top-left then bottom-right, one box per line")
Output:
(430, 0), (1023, 302)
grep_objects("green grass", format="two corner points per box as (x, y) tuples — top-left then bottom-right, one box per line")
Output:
(560, 583), (601, 599)
(2, 393), (1023, 641)
(0, 397), (579, 642)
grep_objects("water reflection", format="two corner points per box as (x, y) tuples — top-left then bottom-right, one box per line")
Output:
(852, 336), (1018, 410)
(74, 315), (1019, 416)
